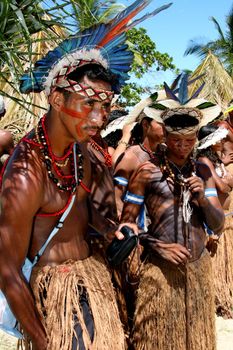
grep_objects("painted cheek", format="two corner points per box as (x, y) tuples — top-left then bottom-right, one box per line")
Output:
(75, 121), (85, 138)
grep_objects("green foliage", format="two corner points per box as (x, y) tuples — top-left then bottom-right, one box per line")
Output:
(126, 27), (175, 78)
(119, 27), (176, 106)
(185, 5), (233, 77)
(0, 0), (61, 95)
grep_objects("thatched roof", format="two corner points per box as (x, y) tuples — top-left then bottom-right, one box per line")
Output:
(0, 26), (66, 140)
(189, 52), (233, 111)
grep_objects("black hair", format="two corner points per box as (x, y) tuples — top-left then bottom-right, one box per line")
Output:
(196, 124), (221, 163)
(130, 114), (152, 145)
(164, 114), (199, 128)
(103, 129), (123, 148)
(67, 63), (118, 91)
(103, 109), (127, 148)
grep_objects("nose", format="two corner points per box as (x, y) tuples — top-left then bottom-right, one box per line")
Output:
(177, 140), (189, 149)
(89, 108), (106, 128)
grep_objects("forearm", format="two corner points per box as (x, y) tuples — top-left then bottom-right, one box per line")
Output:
(120, 202), (141, 224)
(2, 273), (46, 345)
(199, 197), (225, 235)
(88, 202), (118, 241)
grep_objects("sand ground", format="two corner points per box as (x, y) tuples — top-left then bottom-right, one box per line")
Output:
(0, 316), (233, 349)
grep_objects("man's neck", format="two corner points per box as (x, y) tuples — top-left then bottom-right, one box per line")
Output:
(166, 152), (190, 168)
(143, 138), (158, 152)
(45, 112), (75, 157)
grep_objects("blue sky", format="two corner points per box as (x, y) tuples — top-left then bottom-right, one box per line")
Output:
(124, 0), (232, 86)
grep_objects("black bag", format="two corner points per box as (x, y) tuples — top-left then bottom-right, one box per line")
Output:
(106, 226), (138, 266)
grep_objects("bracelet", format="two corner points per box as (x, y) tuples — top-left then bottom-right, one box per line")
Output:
(118, 140), (128, 147)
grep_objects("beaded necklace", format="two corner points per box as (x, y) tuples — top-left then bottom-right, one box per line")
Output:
(37, 115), (84, 192)
(161, 155), (196, 186)
(161, 154), (195, 225)
(139, 143), (156, 159)
(90, 139), (112, 167)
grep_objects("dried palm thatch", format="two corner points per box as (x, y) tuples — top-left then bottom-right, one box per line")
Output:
(189, 52), (233, 112)
(0, 25), (66, 141)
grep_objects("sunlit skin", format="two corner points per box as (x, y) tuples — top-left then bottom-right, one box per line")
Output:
(165, 132), (197, 165)
(0, 74), (136, 349)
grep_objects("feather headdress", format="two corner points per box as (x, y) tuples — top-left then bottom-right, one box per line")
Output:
(100, 91), (164, 138)
(197, 127), (228, 150)
(20, 0), (172, 95)
(148, 73), (222, 135)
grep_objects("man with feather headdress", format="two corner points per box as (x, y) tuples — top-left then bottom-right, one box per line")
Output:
(0, 1), (172, 349)
(120, 74), (224, 350)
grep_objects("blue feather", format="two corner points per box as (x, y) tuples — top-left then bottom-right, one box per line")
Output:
(164, 82), (179, 102)
(127, 3), (172, 29)
(178, 73), (188, 105)
(20, 0), (173, 93)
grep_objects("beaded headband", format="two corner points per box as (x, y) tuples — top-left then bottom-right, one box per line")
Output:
(54, 79), (114, 102)
(162, 107), (202, 135)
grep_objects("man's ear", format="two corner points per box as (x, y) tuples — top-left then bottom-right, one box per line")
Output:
(141, 118), (149, 129)
(48, 90), (65, 112)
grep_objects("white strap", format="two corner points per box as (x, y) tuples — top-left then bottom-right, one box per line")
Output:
(32, 143), (78, 265)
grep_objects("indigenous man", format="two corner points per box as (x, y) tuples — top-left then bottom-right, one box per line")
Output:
(0, 1), (172, 348)
(114, 105), (164, 220)
(196, 125), (233, 317)
(121, 77), (224, 350)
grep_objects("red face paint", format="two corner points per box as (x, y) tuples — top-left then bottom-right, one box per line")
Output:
(60, 106), (90, 120)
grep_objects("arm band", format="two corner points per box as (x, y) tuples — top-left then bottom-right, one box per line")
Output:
(205, 188), (218, 197)
(114, 176), (128, 187)
(124, 191), (144, 205)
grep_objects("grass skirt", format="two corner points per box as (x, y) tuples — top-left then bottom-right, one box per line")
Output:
(131, 251), (215, 350)
(212, 213), (233, 317)
(19, 255), (125, 350)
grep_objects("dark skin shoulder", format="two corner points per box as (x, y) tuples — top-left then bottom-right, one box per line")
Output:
(114, 145), (151, 218)
(0, 136), (93, 348)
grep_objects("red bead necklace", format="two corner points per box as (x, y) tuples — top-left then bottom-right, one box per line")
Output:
(90, 139), (112, 167)
(139, 143), (156, 159)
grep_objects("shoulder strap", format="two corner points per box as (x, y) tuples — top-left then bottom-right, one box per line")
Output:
(32, 143), (78, 266)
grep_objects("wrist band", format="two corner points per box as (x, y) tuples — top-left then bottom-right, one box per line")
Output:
(118, 140), (128, 146)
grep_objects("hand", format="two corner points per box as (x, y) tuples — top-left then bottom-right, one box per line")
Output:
(221, 152), (233, 165)
(115, 222), (139, 240)
(206, 235), (220, 257)
(151, 240), (191, 265)
(186, 175), (205, 202)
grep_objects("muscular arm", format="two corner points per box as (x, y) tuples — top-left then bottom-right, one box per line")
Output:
(0, 146), (47, 349)
(189, 163), (225, 236)
(114, 151), (138, 218)
(198, 156), (231, 193)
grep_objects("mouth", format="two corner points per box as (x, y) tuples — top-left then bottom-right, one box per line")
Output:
(83, 125), (100, 136)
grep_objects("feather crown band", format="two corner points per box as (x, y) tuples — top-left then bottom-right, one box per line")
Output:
(197, 127), (229, 150)
(147, 73), (221, 135)
(20, 0), (172, 95)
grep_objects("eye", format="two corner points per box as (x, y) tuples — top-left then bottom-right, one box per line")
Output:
(102, 102), (111, 110)
(85, 99), (94, 107)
